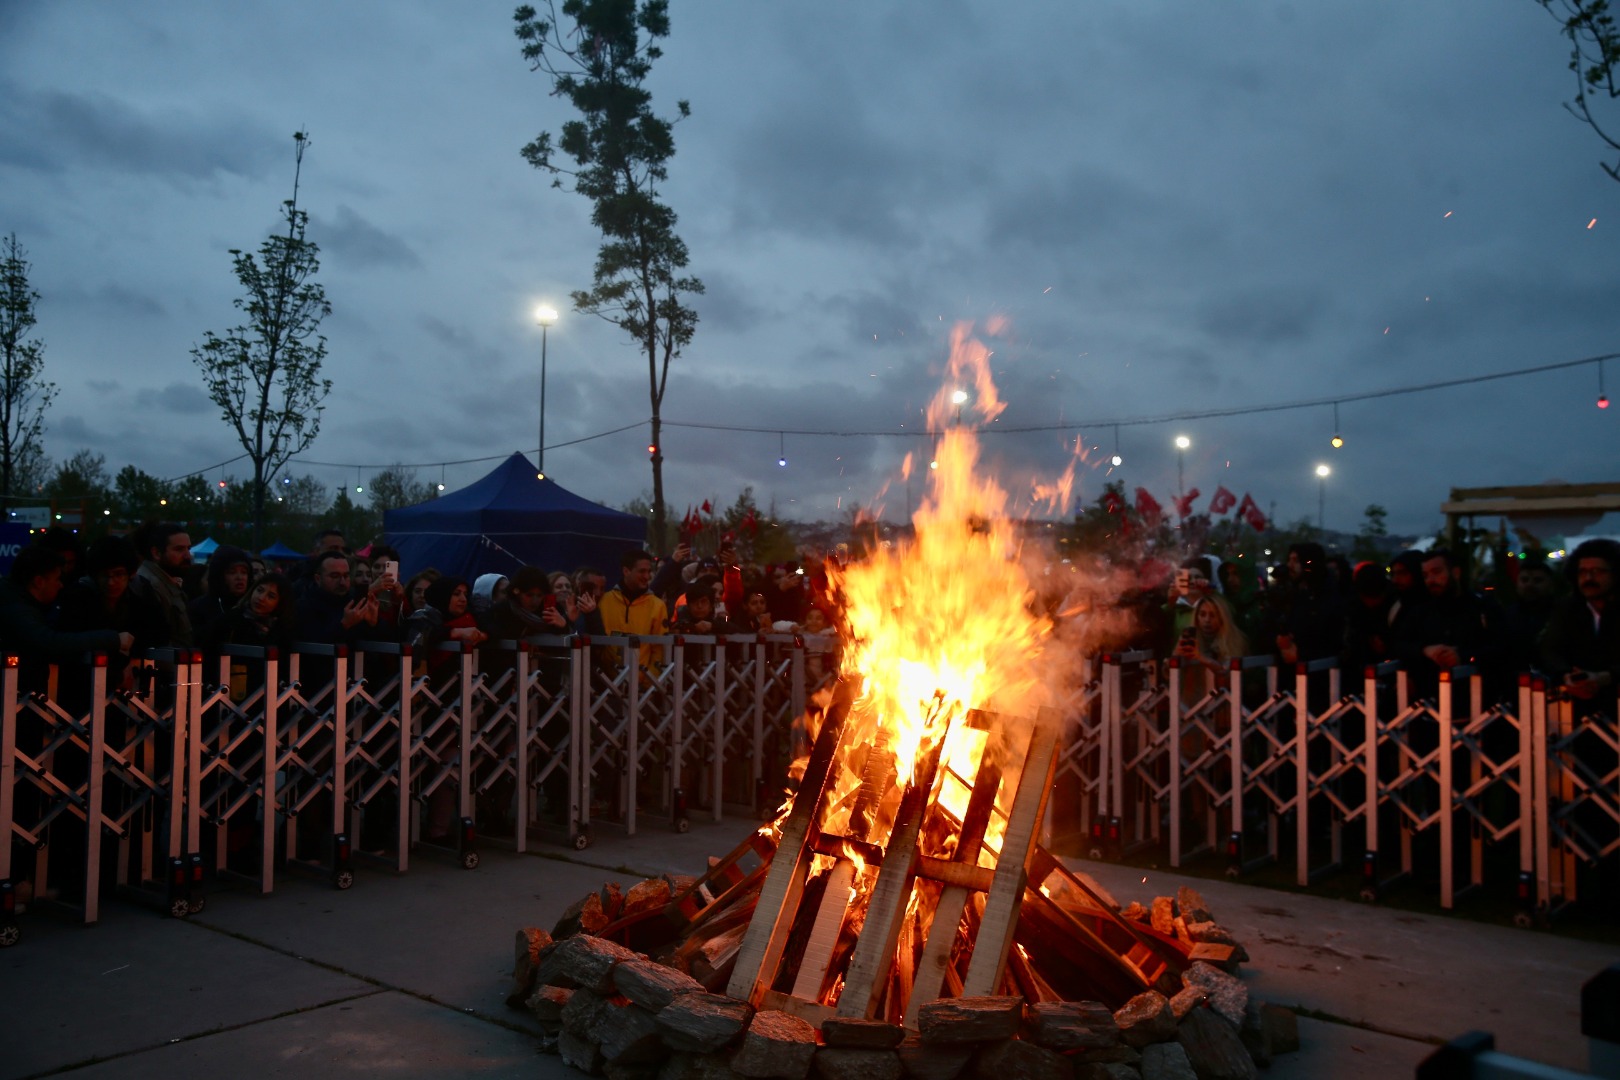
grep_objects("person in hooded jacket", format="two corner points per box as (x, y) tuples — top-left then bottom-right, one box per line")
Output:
(402, 575), (487, 681)
(55, 535), (167, 707)
(470, 573), (510, 630)
(187, 545), (253, 646)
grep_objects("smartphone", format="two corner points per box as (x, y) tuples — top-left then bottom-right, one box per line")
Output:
(380, 559), (399, 583)
(543, 593), (557, 612)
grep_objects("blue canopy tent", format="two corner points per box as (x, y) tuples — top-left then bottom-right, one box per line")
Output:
(384, 453), (646, 581)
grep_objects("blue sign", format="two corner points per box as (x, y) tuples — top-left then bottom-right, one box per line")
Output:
(0, 520), (33, 576)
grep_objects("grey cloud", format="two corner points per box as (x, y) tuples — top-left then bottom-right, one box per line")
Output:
(136, 382), (213, 415)
(0, 79), (280, 181)
(1196, 287), (1327, 350)
(310, 205), (422, 269)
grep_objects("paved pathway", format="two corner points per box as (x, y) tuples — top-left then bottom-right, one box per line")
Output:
(2, 819), (1613, 1078)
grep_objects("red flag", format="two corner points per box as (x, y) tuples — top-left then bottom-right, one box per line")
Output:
(1172, 486), (1201, 519)
(1134, 487), (1163, 526)
(1236, 493), (1268, 531)
(1209, 486), (1237, 515)
(700, 499), (713, 515)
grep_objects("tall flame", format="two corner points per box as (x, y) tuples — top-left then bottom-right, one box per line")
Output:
(827, 321), (1055, 837)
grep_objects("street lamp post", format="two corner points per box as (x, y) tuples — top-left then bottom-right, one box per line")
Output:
(535, 305), (558, 474)
(1174, 435), (1191, 498)
(1315, 463), (1331, 533)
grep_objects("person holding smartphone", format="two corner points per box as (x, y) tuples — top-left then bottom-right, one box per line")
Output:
(1541, 538), (1619, 710)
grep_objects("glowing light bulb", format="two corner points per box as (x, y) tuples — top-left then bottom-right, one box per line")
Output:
(1331, 434), (1344, 448)
(1600, 395), (1610, 410)
(1110, 454), (1123, 467)
(647, 444), (657, 454)
(778, 456), (787, 467)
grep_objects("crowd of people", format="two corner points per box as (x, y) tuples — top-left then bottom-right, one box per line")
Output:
(0, 524), (845, 701)
(1110, 538), (1619, 708)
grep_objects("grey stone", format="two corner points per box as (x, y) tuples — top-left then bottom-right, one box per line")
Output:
(1181, 962), (1247, 1028)
(730, 1010), (819, 1080)
(560, 1029), (606, 1075)
(1150, 897), (1176, 936)
(1113, 990), (1178, 1049)
(812, 1047), (904, 1080)
(662, 1053), (750, 1080)
(1168, 987), (1206, 1022)
(597, 1001), (666, 1065)
(607, 1065), (662, 1080)
(1174, 886), (1214, 926)
(968, 1038), (1069, 1080)
(510, 927), (555, 1005)
(916, 996), (1024, 1043)
(563, 988), (614, 1039)
(528, 983), (575, 1025)
(895, 1036), (974, 1080)
(1240, 1001), (1298, 1064)
(1075, 1065), (1143, 1080)
(821, 1018), (906, 1049)
(1175, 1009), (1257, 1080)
(1072, 1045), (1142, 1066)
(657, 991), (755, 1053)
(540, 933), (640, 993)
(616, 958), (706, 1011)
(1025, 1001), (1119, 1051)
(1140, 1041), (1198, 1080)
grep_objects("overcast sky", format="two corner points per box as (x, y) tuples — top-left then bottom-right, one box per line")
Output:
(1, 0), (1615, 540)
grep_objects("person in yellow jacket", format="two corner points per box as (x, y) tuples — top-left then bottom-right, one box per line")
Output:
(597, 549), (668, 673)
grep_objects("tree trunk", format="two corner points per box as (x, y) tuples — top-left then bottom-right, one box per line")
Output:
(650, 414), (666, 555)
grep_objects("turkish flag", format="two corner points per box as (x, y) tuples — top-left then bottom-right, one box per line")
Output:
(1173, 486), (1201, 519)
(701, 499), (713, 515)
(1209, 486), (1237, 515)
(1134, 487), (1164, 525)
(1236, 493), (1268, 531)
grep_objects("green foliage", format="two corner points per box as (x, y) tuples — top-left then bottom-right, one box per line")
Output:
(190, 134), (333, 546)
(113, 465), (171, 525)
(1538, 0), (1620, 181)
(45, 449), (113, 519)
(0, 233), (57, 510)
(514, 0), (703, 551)
(366, 464), (436, 513)
(1352, 503), (1390, 562)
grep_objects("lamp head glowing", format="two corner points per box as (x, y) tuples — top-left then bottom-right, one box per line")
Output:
(1174, 435), (1191, 450)
(950, 389), (969, 405)
(535, 304), (559, 327)
(1315, 464), (1331, 478)
(1110, 453), (1123, 467)
(1331, 433), (1344, 448)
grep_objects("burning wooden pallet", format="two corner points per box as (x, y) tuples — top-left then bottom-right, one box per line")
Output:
(582, 678), (1193, 1028)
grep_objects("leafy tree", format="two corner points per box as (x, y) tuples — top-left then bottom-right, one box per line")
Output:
(514, 0), (704, 552)
(367, 464), (436, 513)
(113, 465), (172, 527)
(325, 487), (374, 545)
(45, 449), (113, 525)
(0, 233), (58, 511)
(282, 475), (332, 519)
(1538, 0), (1620, 181)
(190, 132), (333, 549)
(1352, 503), (1390, 562)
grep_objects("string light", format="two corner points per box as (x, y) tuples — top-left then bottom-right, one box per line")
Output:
(778, 432), (788, 468)
(1330, 401), (1344, 448)
(1110, 424), (1123, 467)
(1600, 359), (1609, 410)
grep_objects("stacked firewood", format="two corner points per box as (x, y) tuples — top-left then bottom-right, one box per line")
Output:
(511, 866), (1298, 1079)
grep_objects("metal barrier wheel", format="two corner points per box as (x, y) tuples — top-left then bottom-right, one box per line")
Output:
(334, 870), (354, 890)
(461, 851), (480, 870)
(1513, 912), (1534, 928)
(572, 832), (590, 850)
(169, 897), (192, 919)
(187, 897), (206, 914)
(675, 817), (690, 834)
(1358, 887), (1378, 904)
(0, 921), (18, 947)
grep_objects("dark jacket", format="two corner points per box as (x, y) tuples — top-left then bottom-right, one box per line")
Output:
(1539, 597), (1620, 688)
(0, 578), (123, 694)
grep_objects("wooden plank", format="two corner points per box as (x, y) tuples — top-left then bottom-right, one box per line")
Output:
(833, 707), (952, 1019)
(760, 988), (836, 1027)
(904, 747), (1004, 1027)
(914, 854), (995, 893)
(725, 678), (857, 1003)
(961, 707), (1061, 996)
(789, 859), (855, 1000)
(1026, 845), (1181, 983)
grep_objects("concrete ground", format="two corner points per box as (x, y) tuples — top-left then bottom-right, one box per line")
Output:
(2, 817), (1615, 1079)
